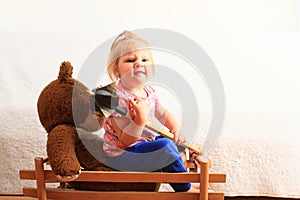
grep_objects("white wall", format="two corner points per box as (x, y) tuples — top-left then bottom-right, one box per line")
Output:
(0, 0), (297, 32)
(0, 0), (299, 114)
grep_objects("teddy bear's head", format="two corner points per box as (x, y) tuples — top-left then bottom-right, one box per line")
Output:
(37, 61), (95, 133)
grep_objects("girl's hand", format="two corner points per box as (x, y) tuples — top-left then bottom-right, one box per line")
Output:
(128, 96), (149, 126)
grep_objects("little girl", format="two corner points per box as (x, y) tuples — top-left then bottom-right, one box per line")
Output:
(102, 30), (193, 192)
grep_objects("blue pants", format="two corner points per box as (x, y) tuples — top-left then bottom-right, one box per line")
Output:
(106, 136), (191, 192)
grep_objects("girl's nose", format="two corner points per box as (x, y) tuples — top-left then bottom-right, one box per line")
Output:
(134, 60), (144, 68)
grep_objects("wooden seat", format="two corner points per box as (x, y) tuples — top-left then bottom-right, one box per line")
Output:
(20, 156), (226, 200)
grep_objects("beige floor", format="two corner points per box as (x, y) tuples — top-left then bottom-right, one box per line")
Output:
(0, 197), (31, 200)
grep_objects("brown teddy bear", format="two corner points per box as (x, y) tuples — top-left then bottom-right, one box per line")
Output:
(37, 61), (156, 191)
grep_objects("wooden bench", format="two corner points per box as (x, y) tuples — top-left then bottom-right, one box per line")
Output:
(20, 156), (226, 200)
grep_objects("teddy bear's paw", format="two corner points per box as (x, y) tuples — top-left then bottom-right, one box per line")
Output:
(56, 169), (81, 182)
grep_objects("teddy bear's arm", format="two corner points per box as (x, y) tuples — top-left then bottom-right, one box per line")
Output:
(47, 124), (81, 177)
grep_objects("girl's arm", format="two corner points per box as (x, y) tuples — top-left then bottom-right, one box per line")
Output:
(111, 96), (149, 146)
(155, 105), (183, 144)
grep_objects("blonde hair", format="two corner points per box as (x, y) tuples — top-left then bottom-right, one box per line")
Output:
(107, 30), (155, 81)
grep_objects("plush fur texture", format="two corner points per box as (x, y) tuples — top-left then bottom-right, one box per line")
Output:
(37, 61), (156, 191)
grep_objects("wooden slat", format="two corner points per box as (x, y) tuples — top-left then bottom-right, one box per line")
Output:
(209, 173), (226, 183)
(20, 170), (226, 183)
(23, 187), (224, 200)
(20, 170), (36, 180)
(23, 187), (198, 200)
(21, 170), (201, 183)
(74, 171), (200, 183)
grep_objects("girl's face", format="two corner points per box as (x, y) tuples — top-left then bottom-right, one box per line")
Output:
(114, 49), (153, 90)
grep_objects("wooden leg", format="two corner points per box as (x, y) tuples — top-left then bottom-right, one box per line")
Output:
(196, 157), (209, 200)
(34, 157), (47, 200)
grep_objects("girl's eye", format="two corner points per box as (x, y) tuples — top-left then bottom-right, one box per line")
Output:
(142, 58), (149, 62)
(126, 59), (134, 62)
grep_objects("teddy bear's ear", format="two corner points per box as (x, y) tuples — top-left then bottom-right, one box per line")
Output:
(58, 61), (73, 82)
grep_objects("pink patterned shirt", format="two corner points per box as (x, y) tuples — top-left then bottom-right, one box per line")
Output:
(103, 82), (160, 157)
